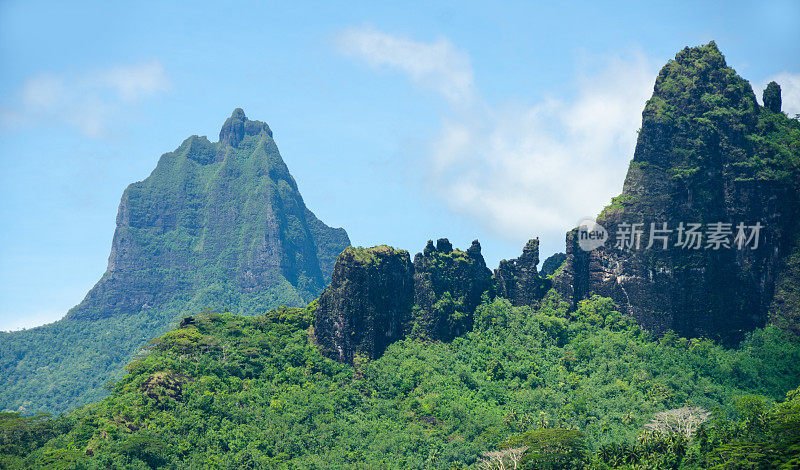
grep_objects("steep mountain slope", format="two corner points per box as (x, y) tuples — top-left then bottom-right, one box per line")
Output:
(554, 42), (800, 341)
(71, 108), (347, 320)
(0, 110), (349, 413)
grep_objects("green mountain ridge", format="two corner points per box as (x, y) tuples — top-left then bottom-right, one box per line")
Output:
(0, 110), (350, 414)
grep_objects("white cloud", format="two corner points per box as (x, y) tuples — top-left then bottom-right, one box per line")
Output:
(435, 53), (657, 239)
(98, 61), (169, 102)
(2, 60), (170, 137)
(336, 26), (475, 105)
(20, 74), (66, 110)
(338, 26), (659, 240)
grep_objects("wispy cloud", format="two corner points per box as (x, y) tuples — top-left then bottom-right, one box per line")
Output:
(97, 61), (170, 101)
(431, 52), (657, 238)
(339, 26), (658, 240)
(336, 26), (475, 105)
(2, 60), (169, 137)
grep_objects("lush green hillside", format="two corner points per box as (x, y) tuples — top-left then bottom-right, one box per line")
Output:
(0, 110), (350, 415)
(3, 293), (798, 468)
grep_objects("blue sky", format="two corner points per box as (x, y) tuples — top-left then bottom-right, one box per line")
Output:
(1, 1), (799, 330)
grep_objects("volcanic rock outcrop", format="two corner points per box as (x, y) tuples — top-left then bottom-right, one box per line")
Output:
(541, 252), (567, 277)
(554, 42), (800, 340)
(494, 239), (550, 307)
(314, 246), (414, 364)
(413, 239), (493, 341)
(315, 239), (494, 363)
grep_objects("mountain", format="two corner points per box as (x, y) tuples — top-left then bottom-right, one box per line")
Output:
(1, 43), (800, 469)
(71, 108), (348, 320)
(0, 109), (349, 413)
(553, 42), (800, 341)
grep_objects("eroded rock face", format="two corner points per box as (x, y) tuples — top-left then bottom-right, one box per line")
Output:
(315, 239), (494, 363)
(68, 109), (350, 321)
(554, 43), (800, 340)
(219, 108), (273, 147)
(314, 246), (414, 363)
(413, 239), (493, 341)
(494, 239), (550, 307)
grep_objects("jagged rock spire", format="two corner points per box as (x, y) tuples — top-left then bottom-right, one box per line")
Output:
(315, 239), (493, 363)
(764, 81), (782, 113)
(494, 238), (548, 307)
(219, 108), (273, 147)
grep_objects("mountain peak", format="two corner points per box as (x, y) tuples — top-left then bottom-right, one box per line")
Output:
(69, 111), (348, 323)
(674, 41), (724, 65)
(556, 41), (800, 340)
(219, 107), (273, 147)
(643, 40), (758, 130)
(659, 41), (735, 95)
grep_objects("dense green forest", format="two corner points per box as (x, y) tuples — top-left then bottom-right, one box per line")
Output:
(2, 292), (798, 468)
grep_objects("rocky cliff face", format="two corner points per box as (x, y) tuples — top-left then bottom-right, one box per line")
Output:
(69, 109), (350, 321)
(554, 43), (800, 340)
(412, 239), (493, 341)
(493, 239), (550, 307)
(315, 239), (493, 363)
(314, 246), (414, 363)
